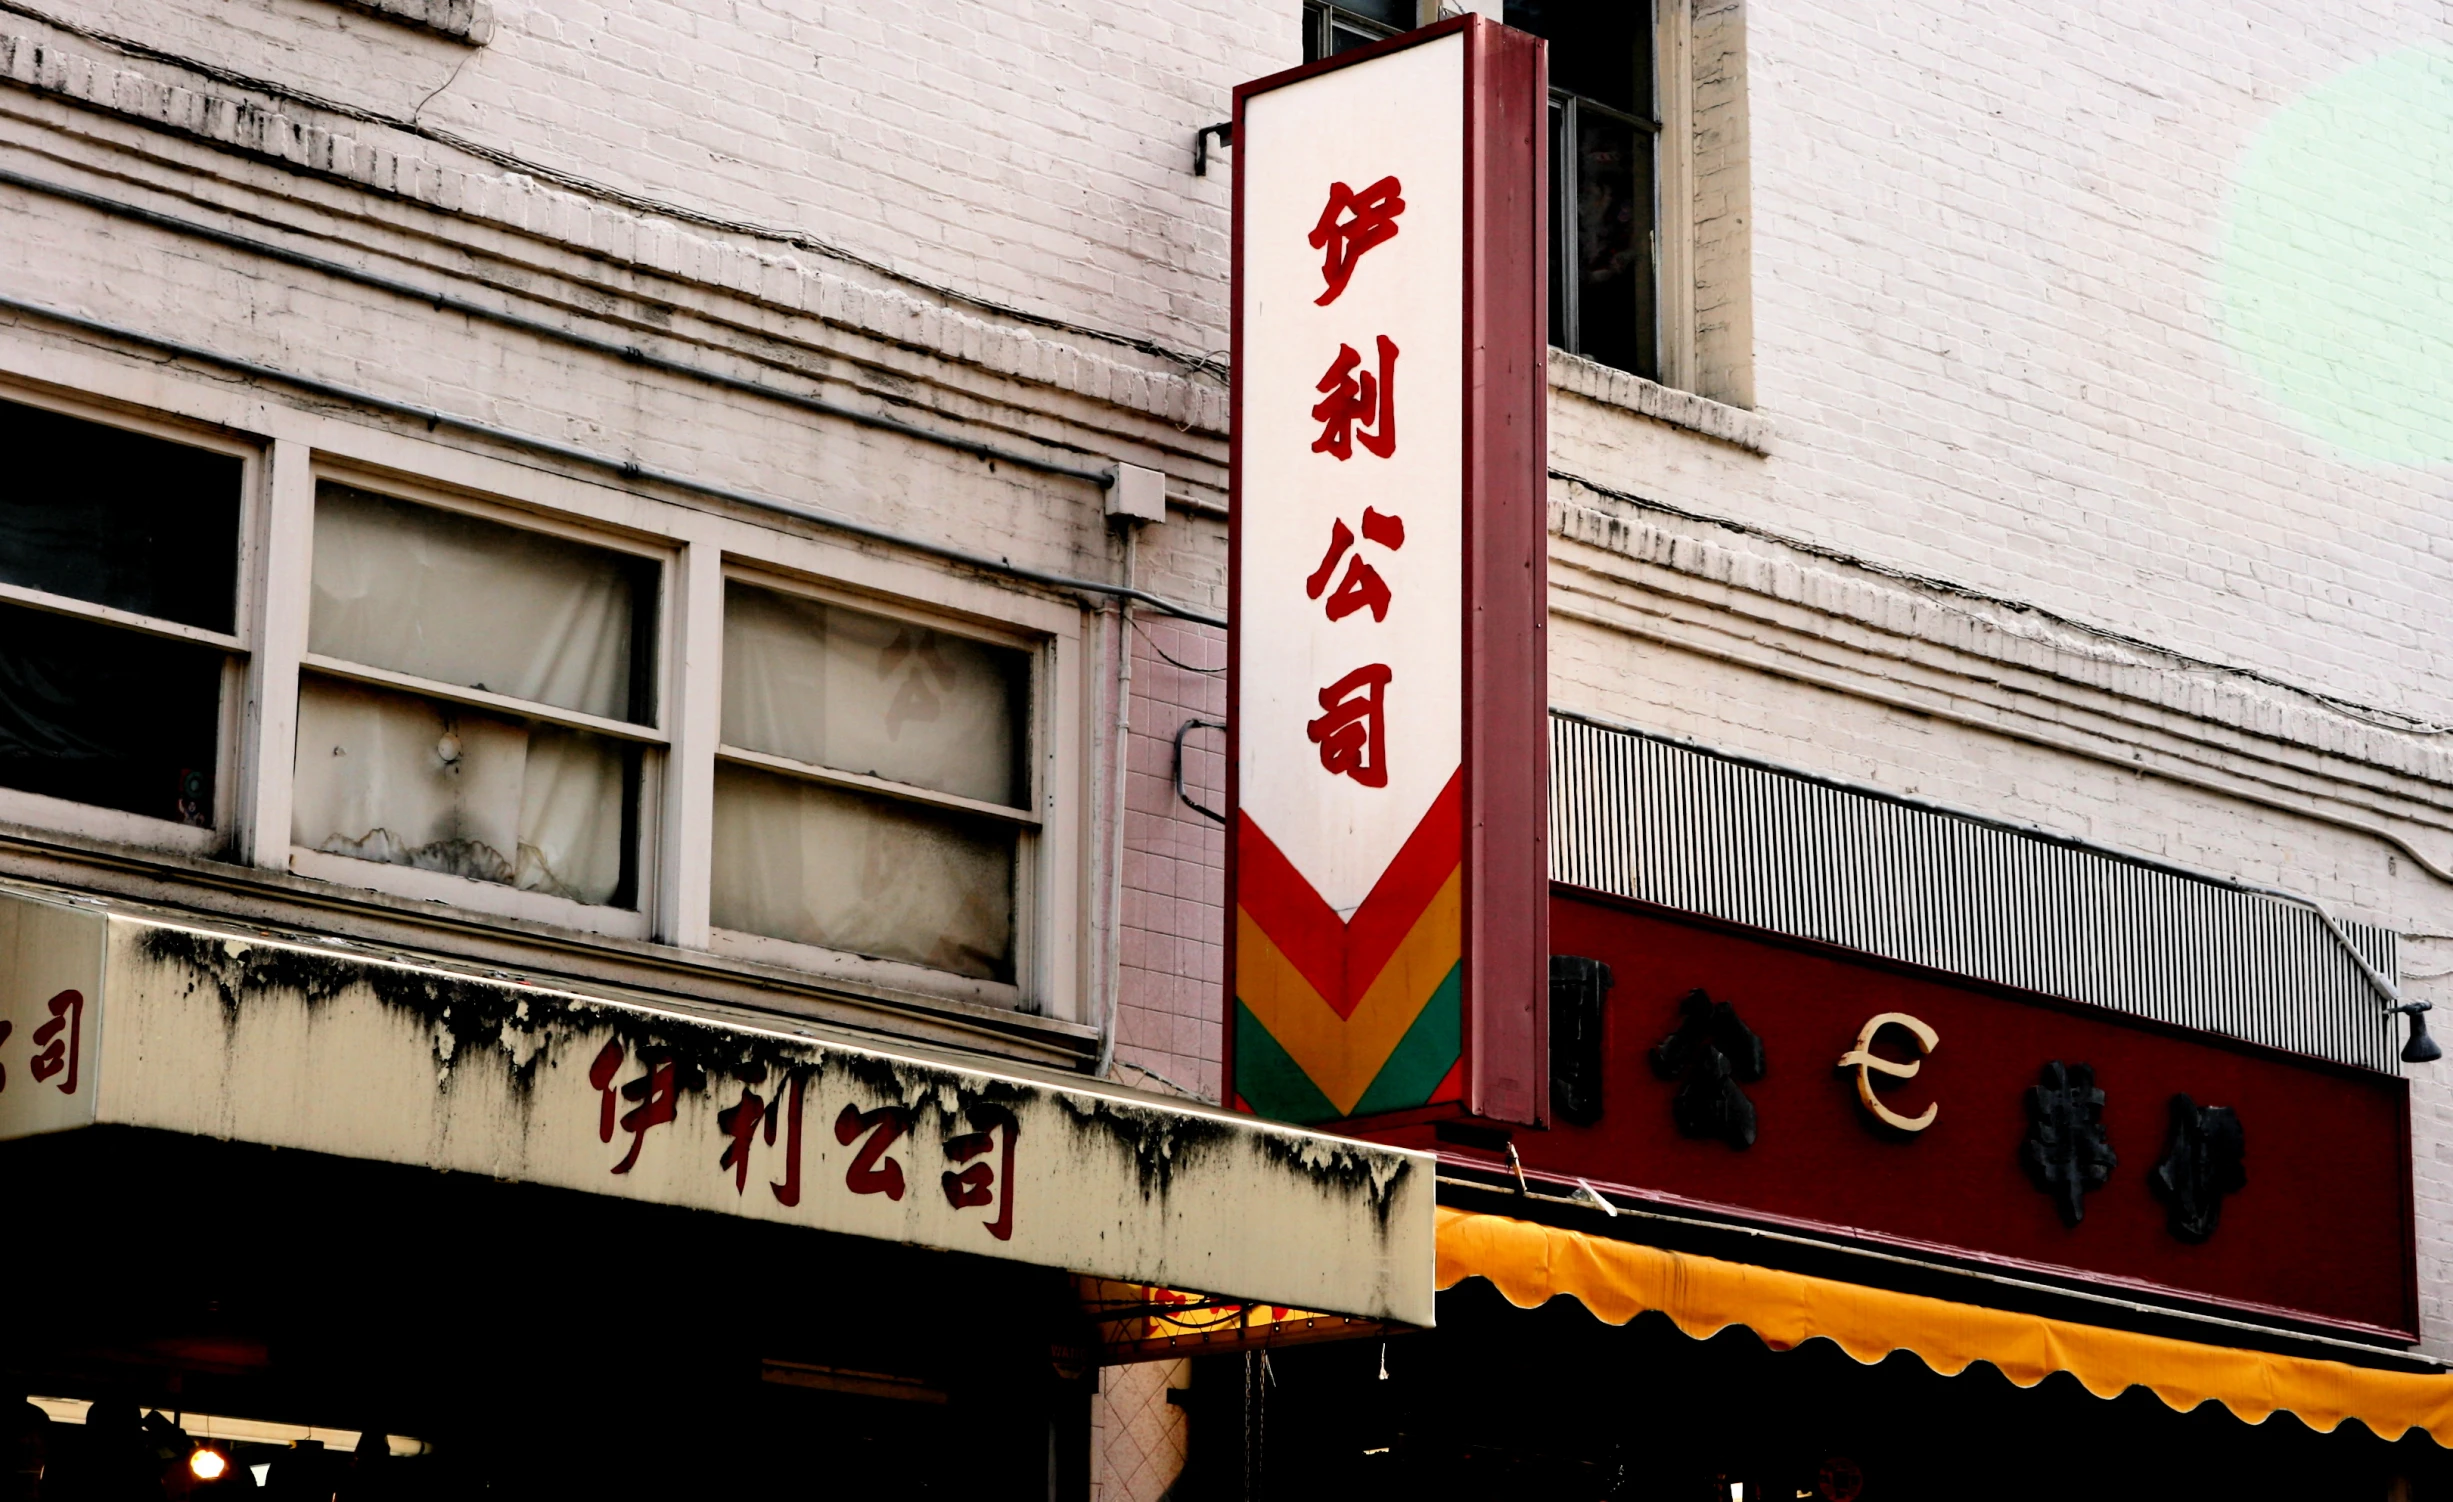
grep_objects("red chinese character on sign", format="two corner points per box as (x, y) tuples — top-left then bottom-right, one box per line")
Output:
(1308, 176), (1405, 306)
(716, 1069), (769, 1196)
(1304, 507), (1408, 623)
(589, 1041), (625, 1143)
(0, 1019), (12, 1094)
(941, 1104), (1018, 1242)
(835, 1103), (912, 1201)
(767, 1072), (807, 1207)
(1311, 336), (1399, 461)
(1307, 664), (1392, 788)
(27, 989), (81, 1095)
(589, 1040), (679, 1175)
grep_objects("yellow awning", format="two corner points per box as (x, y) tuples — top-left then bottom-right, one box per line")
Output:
(1437, 1207), (2453, 1445)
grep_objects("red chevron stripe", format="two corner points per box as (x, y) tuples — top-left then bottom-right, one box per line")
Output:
(1236, 767), (1463, 1019)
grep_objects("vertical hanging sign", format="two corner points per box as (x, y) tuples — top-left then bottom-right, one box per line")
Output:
(1226, 17), (1549, 1128)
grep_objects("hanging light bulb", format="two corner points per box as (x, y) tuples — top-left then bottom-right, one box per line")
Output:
(188, 1446), (230, 1482)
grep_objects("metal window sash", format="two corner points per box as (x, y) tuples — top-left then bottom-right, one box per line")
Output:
(1549, 91), (1664, 370)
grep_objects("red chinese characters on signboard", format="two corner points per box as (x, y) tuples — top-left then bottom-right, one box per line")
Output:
(24, 989), (81, 1095)
(1307, 664), (1393, 789)
(574, 1041), (1017, 1240)
(716, 1079), (766, 1191)
(715, 1073), (828, 1206)
(697, 1067), (822, 1206)
(1300, 179), (1412, 791)
(590, 1040), (679, 1175)
(767, 1073), (808, 1206)
(1308, 175), (1404, 306)
(942, 1105), (1018, 1242)
(835, 1103), (912, 1201)
(1311, 337), (1399, 461)
(1306, 508), (1407, 624)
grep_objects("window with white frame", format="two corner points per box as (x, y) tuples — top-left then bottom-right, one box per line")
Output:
(710, 578), (1033, 985)
(0, 380), (1069, 1009)
(0, 396), (244, 840)
(291, 482), (661, 916)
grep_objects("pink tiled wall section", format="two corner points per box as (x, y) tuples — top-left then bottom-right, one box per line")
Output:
(1115, 615), (1227, 1102)
(1090, 1359), (1191, 1502)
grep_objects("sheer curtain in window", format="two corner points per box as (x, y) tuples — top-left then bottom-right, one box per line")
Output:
(711, 765), (1015, 980)
(720, 584), (1021, 805)
(711, 583), (1029, 983)
(310, 487), (646, 720)
(293, 487), (651, 908)
(292, 682), (630, 903)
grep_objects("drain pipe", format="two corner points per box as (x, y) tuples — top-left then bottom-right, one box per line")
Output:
(1095, 468), (1167, 1079)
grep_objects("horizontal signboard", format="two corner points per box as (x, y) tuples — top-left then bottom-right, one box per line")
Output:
(1373, 890), (2414, 1341)
(0, 889), (1435, 1326)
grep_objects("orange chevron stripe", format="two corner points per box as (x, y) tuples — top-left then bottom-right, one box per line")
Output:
(1236, 863), (1462, 1116)
(1235, 771), (1463, 1016)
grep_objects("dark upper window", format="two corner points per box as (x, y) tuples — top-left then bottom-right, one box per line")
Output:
(1301, 0), (1415, 62)
(1298, 3), (1662, 380)
(0, 397), (241, 828)
(1506, 0), (1660, 380)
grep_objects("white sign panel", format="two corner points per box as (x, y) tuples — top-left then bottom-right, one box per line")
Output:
(1238, 33), (1466, 920)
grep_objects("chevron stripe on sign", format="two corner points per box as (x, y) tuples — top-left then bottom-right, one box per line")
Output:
(1233, 771), (1464, 1123)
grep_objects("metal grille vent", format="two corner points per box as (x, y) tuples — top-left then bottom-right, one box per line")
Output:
(1549, 713), (2402, 1073)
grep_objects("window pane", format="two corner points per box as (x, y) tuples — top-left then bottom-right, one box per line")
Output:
(1573, 106), (1659, 379)
(1335, 0), (1414, 28)
(292, 677), (636, 906)
(0, 601), (221, 823)
(310, 486), (655, 724)
(722, 583), (1028, 809)
(1505, 0), (1650, 116)
(1547, 99), (1569, 351)
(711, 762), (1016, 983)
(0, 398), (242, 632)
(1330, 18), (1387, 54)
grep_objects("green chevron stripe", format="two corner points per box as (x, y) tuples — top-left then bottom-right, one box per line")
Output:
(1233, 999), (1341, 1124)
(1348, 962), (1463, 1117)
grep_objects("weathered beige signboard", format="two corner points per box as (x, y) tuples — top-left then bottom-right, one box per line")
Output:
(0, 888), (1433, 1326)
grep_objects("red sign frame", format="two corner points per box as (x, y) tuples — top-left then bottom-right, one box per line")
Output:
(1223, 16), (1550, 1128)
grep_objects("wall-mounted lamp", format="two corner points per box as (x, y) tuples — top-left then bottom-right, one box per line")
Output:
(2393, 1002), (2441, 1065)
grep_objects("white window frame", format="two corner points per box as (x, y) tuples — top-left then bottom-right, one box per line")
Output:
(702, 563), (1049, 1015)
(0, 378), (258, 859)
(284, 463), (676, 942)
(0, 342), (1091, 1026)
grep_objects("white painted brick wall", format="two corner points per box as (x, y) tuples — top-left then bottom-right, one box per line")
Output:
(44, 0), (2444, 717)
(55, 0), (1283, 362)
(14, 0), (2453, 1375)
